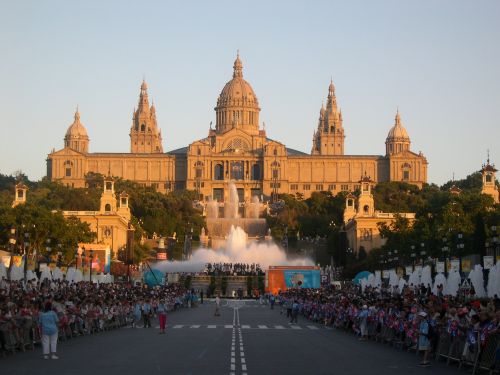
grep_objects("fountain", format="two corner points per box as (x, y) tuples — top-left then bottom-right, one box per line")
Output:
(205, 181), (268, 248)
(432, 273), (447, 295)
(445, 269), (461, 296)
(487, 263), (500, 298)
(154, 225), (313, 273)
(468, 264), (486, 298)
(421, 265), (432, 288)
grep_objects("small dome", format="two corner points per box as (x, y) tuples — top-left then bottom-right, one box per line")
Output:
(216, 53), (259, 109)
(65, 109), (88, 139)
(386, 110), (410, 141)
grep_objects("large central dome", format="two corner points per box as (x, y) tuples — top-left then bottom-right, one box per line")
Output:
(215, 53), (261, 134)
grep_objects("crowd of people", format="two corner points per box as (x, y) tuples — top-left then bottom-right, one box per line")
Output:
(277, 283), (500, 367)
(0, 277), (189, 358)
(204, 263), (264, 276)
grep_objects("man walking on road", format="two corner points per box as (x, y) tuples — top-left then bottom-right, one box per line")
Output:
(290, 300), (299, 324)
(214, 295), (221, 316)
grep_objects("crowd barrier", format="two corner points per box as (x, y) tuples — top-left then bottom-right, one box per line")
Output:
(301, 310), (499, 374)
(0, 302), (185, 358)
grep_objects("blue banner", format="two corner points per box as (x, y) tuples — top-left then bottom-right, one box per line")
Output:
(283, 270), (320, 288)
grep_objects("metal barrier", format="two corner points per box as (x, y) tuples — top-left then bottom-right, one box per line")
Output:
(475, 334), (500, 375)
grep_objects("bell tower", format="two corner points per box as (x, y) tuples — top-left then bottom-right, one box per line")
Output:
(130, 80), (163, 153)
(311, 79), (345, 155)
(100, 175), (117, 212)
(481, 154), (499, 204)
(357, 173), (375, 217)
(12, 183), (28, 208)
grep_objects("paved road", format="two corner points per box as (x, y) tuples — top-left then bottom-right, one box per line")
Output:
(1, 300), (461, 375)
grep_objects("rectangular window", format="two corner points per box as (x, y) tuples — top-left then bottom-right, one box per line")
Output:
(65, 168), (71, 177)
(290, 184), (298, 191)
(315, 184), (323, 191)
(354, 184), (361, 191)
(403, 170), (410, 181)
(341, 184), (349, 191)
(303, 184), (311, 191)
(213, 188), (224, 202)
(271, 183), (281, 188)
(328, 184), (335, 191)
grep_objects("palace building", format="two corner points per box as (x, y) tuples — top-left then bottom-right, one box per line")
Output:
(47, 53), (428, 202)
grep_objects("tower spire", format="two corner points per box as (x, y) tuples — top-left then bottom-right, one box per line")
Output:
(233, 50), (243, 78)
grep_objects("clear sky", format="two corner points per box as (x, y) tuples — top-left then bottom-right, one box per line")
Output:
(1, 0), (499, 185)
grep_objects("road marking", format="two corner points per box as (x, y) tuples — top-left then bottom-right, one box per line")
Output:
(172, 325), (184, 329)
(242, 364), (247, 371)
(307, 325), (319, 330)
(258, 325), (268, 329)
(275, 325), (285, 329)
(190, 325), (200, 329)
(225, 325), (233, 328)
(291, 325), (302, 329)
(242, 325), (251, 329)
(207, 325), (216, 329)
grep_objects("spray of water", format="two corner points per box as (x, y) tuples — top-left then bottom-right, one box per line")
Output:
(154, 225), (314, 273)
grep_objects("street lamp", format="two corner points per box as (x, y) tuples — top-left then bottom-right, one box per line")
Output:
(442, 237), (449, 275)
(420, 242), (426, 265)
(89, 249), (94, 282)
(410, 245), (416, 269)
(492, 226), (498, 264)
(23, 232), (30, 281)
(74, 246), (79, 270)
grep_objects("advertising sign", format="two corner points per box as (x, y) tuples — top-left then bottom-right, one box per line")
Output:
(436, 262), (445, 273)
(449, 259), (460, 272)
(461, 259), (471, 273)
(483, 256), (494, 270)
(267, 266), (321, 294)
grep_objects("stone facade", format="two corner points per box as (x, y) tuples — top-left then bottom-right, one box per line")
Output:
(47, 53), (428, 201)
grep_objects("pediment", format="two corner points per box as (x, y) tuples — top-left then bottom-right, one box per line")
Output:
(48, 147), (86, 157)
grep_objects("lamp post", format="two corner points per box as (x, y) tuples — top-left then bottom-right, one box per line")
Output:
(457, 233), (464, 271)
(492, 226), (498, 264)
(410, 245), (416, 270)
(23, 232), (30, 281)
(442, 236), (449, 275)
(7, 227), (17, 280)
(89, 249), (94, 282)
(74, 246), (79, 270)
(420, 242), (426, 266)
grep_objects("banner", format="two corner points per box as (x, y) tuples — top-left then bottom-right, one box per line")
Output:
(461, 259), (471, 273)
(436, 262), (445, 273)
(396, 267), (404, 278)
(375, 270), (381, 279)
(449, 259), (460, 272)
(405, 266), (413, 275)
(483, 256), (494, 270)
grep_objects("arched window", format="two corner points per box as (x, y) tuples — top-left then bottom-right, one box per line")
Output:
(214, 164), (224, 180)
(141, 124), (146, 131)
(402, 163), (411, 181)
(363, 205), (369, 214)
(105, 204), (111, 212)
(486, 174), (492, 183)
(135, 123), (139, 131)
(271, 161), (280, 179)
(251, 164), (261, 180)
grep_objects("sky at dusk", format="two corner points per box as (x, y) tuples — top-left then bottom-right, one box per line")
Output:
(1, 0), (499, 185)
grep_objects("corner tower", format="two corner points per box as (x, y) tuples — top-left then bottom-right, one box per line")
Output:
(312, 79), (345, 155)
(130, 80), (163, 153)
(214, 52), (261, 135)
(481, 156), (499, 204)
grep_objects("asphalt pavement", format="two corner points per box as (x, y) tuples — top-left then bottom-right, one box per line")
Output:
(0, 300), (464, 375)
